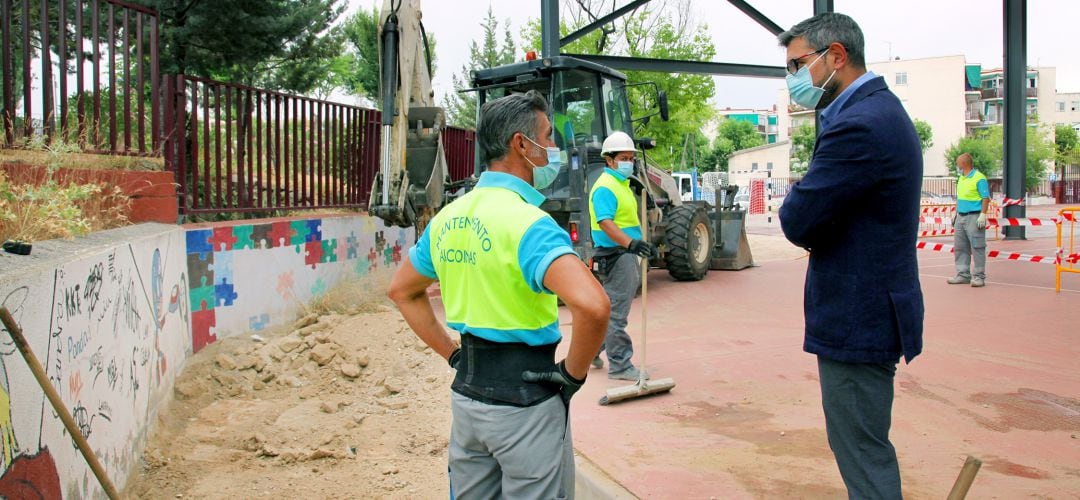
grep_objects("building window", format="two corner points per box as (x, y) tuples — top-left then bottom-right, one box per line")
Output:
(767, 162), (774, 171)
(895, 72), (908, 86)
(751, 162), (759, 172)
(1073, 101), (1080, 111)
(1028, 78), (1036, 88)
(1061, 101), (1068, 112)
(1026, 102), (1037, 116)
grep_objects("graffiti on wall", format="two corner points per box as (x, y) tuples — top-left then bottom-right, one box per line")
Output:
(0, 234), (188, 499)
(187, 217), (411, 352)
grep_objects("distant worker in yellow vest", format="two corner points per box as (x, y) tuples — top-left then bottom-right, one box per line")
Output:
(588, 131), (659, 381)
(948, 152), (990, 287)
(388, 90), (609, 499)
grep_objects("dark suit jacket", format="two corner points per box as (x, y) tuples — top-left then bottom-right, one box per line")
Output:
(780, 76), (924, 364)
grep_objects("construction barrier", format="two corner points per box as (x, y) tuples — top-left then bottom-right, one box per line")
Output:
(918, 202), (1001, 239)
(1057, 207), (1080, 293)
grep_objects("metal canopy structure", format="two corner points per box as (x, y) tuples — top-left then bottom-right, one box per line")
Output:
(539, 0), (1031, 232)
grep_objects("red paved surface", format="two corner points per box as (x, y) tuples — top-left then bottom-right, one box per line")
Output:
(560, 220), (1080, 498)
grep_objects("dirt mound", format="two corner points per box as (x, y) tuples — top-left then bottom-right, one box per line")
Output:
(124, 306), (453, 499)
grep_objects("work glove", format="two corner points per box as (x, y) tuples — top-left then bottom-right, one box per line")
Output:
(976, 213), (988, 230)
(521, 360), (586, 406)
(627, 239), (658, 258)
(448, 348), (461, 369)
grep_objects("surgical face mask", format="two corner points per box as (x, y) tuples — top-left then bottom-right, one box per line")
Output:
(785, 51), (836, 109)
(615, 160), (634, 177)
(523, 135), (562, 189)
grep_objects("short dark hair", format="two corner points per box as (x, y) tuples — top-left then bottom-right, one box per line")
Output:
(477, 90), (549, 164)
(779, 13), (866, 69)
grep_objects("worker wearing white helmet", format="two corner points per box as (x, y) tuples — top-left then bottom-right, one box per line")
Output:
(588, 131), (657, 382)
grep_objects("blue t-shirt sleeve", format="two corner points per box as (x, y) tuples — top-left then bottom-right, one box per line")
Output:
(407, 225), (437, 279)
(518, 217), (576, 294)
(592, 187), (618, 222)
(976, 178), (990, 199)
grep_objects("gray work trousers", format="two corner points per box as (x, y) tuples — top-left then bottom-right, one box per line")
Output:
(818, 357), (902, 500)
(953, 212), (986, 280)
(448, 392), (574, 499)
(597, 252), (640, 374)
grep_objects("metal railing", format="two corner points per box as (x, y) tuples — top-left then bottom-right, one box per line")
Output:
(979, 87), (1037, 99)
(163, 75), (381, 214)
(1, 0), (160, 154)
(163, 74), (479, 215)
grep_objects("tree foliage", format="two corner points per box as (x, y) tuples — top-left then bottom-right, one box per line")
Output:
(444, 8), (517, 129)
(944, 125), (1054, 190)
(789, 124), (816, 176)
(702, 120), (765, 172)
(913, 118), (933, 153)
(136, 0), (346, 93)
(1054, 124), (1080, 174)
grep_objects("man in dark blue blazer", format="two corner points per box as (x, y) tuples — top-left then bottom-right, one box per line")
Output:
(778, 13), (924, 500)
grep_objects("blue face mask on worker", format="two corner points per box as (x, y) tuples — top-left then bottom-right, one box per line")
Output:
(522, 135), (562, 189)
(786, 50), (836, 109)
(615, 160), (634, 177)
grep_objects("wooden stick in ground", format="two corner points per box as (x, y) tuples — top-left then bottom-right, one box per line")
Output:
(946, 455), (982, 500)
(0, 307), (121, 500)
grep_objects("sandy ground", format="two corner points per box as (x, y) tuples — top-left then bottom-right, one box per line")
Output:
(124, 302), (455, 499)
(124, 233), (805, 499)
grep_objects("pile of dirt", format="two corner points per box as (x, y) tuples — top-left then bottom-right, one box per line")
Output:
(124, 306), (453, 499)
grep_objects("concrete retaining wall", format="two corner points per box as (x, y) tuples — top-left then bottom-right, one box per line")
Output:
(0, 214), (410, 498)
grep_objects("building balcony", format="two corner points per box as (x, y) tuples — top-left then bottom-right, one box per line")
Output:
(980, 87), (1038, 99)
(965, 110), (983, 122)
(965, 89), (982, 102)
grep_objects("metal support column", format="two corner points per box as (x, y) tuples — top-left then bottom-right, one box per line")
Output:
(814, 0), (834, 15)
(541, 0), (560, 58)
(1003, 0), (1027, 239)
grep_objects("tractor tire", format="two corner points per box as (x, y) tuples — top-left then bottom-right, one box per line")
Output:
(663, 205), (713, 281)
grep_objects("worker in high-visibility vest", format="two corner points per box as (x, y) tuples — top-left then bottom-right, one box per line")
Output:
(388, 90), (608, 499)
(588, 131), (658, 381)
(948, 152), (990, 287)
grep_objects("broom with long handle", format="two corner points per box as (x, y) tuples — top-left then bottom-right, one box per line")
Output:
(599, 183), (676, 405)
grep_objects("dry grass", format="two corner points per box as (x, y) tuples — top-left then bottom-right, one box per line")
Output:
(0, 168), (132, 243)
(301, 271), (395, 317)
(0, 148), (163, 171)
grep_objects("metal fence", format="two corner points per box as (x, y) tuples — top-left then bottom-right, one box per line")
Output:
(162, 75), (478, 215)
(1, 0), (161, 154)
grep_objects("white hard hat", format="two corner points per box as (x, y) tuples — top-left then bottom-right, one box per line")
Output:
(601, 132), (636, 155)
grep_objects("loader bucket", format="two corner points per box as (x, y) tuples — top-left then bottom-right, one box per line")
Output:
(709, 209), (754, 270)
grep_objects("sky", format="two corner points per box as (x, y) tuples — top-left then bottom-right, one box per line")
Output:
(345, 0), (1080, 111)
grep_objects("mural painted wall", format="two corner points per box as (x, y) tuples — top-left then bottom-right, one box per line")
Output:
(0, 214), (405, 497)
(0, 227), (189, 499)
(184, 215), (412, 352)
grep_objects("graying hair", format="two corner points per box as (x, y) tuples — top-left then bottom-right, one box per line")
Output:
(778, 13), (866, 68)
(477, 90), (549, 164)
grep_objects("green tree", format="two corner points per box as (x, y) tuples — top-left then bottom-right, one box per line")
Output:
(444, 7), (517, 128)
(789, 124), (816, 175)
(137, 0), (346, 93)
(703, 119), (765, 172)
(1054, 124), (1080, 177)
(913, 118), (933, 153)
(944, 125), (1053, 190)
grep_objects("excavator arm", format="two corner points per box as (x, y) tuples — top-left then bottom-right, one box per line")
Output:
(369, 0), (448, 230)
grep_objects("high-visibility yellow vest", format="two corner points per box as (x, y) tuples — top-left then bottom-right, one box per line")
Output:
(429, 187), (560, 345)
(957, 169), (988, 203)
(589, 171), (640, 236)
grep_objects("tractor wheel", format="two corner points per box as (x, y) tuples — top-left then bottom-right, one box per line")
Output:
(663, 205), (713, 281)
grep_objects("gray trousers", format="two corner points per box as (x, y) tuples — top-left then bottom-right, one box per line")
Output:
(953, 212), (986, 280)
(597, 252), (640, 374)
(818, 357), (902, 500)
(448, 392), (574, 499)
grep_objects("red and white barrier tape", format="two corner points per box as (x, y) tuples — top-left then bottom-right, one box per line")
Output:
(920, 205), (956, 215)
(919, 216), (1072, 227)
(918, 229), (955, 237)
(1001, 197), (1024, 206)
(915, 241), (1079, 265)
